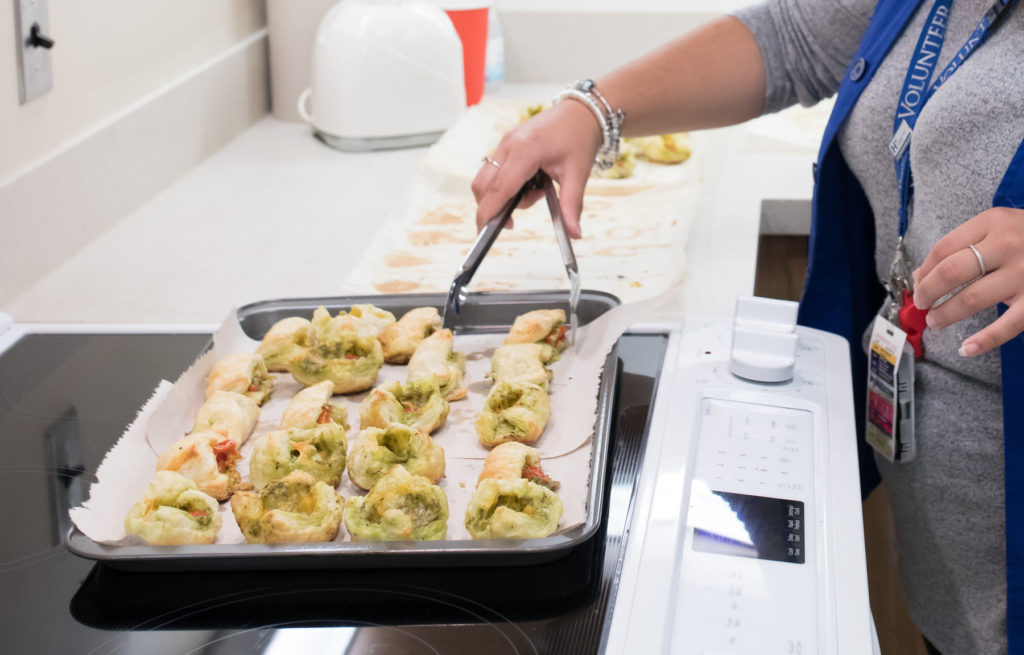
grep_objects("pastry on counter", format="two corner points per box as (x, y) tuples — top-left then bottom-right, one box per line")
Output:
(344, 465), (448, 541)
(477, 442), (559, 491)
(347, 423), (445, 490)
(488, 343), (557, 391)
(407, 328), (466, 401)
(503, 309), (568, 354)
(359, 378), (449, 435)
(592, 147), (637, 180)
(156, 431), (247, 501)
(280, 380), (349, 430)
(205, 353), (274, 405)
(248, 423), (348, 489)
(290, 307), (384, 393)
(379, 307), (442, 364)
(475, 380), (551, 447)
(518, 103), (546, 123)
(465, 477), (563, 539)
(125, 471), (221, 545)
(628, 132), (691, 164)
(191, 390), (260, 446)
(256, 316), (313, 372)
(231, 470), (344, 544)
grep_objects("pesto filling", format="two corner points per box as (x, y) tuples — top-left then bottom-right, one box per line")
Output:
(176, 501), (214, 528)
(488, 386), (524, 411)
(261, 479), (314, 514)
(378, 429), (412, 462)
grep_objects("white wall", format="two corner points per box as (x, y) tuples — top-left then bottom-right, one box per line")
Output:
(0, 0), (266, 182)
(0, 0), (268, 309)
(493, 0), (761, 83)
(496, 0), (759, 11)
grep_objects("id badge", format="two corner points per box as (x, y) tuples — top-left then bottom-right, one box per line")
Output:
(866, 316), (917, 463)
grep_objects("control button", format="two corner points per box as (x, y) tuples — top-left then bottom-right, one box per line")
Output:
(850, 57), (867, 81)
(729, 297), (800, 383)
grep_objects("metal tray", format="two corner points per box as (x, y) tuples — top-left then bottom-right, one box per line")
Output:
(67, 290), (621, 570)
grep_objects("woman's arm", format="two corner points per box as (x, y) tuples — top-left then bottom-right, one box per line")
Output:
(472, 16), (766, 238)
(472, 0), (874, 237)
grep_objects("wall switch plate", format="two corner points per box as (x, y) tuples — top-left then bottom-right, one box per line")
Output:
(15, 0), (53, 104)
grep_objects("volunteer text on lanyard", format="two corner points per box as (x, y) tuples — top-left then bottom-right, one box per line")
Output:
(885, 0), (1018, 354)
(865, 0), (1016, 464)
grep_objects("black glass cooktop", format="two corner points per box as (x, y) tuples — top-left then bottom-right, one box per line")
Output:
(0, 331), (665, 654)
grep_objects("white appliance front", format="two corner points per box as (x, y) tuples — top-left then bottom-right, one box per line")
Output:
(603, 318), (873, 654)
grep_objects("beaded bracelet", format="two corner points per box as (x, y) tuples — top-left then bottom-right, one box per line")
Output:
(553, 79), (625, 171)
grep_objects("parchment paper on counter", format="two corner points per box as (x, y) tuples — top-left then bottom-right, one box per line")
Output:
(341, 96), (701, 304)
(69, 292), (674, 545)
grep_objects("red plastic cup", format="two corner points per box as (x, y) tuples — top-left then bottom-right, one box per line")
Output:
(441, 1), (490, 106)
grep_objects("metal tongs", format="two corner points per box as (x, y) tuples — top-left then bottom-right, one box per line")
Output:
(442, 170), (580, 347)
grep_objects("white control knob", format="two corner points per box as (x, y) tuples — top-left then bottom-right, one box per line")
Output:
(729, 296), (799, 382)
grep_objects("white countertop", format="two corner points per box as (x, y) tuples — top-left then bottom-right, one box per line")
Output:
(4, 87), (821, 326)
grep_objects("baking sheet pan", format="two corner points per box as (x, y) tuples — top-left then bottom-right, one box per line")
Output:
(66, 290), (621, 570)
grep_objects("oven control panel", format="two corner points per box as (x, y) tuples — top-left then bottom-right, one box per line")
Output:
(672, 399), (818, 654)
(602, 305), (871, 655)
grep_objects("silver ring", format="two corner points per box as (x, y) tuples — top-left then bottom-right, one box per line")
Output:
(969, 244), (987, 276)
(482, 156), (501, 169)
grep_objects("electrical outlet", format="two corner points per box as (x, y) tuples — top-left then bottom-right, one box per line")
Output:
(15, 0), (54, 104)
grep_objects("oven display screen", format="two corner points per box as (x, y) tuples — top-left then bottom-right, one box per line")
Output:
(691, 491), (805, 564)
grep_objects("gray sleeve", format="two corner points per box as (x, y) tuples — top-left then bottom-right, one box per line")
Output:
(733, 0), (877, 113)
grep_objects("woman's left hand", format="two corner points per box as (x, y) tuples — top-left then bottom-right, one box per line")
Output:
(912, 206), (1024, 357)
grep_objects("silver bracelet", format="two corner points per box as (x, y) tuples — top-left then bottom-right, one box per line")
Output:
(553, 79), (625, 171)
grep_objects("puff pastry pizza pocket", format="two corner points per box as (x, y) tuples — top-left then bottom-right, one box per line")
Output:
(308, 304), (396, 339)
(125, 471), (221, 545)
(359, 378), (449, 435)
(231, 470), (344, 544)
(347, 424), (445, 490)
(280, 380), (349, 430)
(464, 478), (563, 539)
(379, 307), (441, 364)
(156, 431), (248, 501)
(628, 132), (691, 164)
(344, 465), (449, 541)
(191, 390), (260, 446)
(477, 442), (559, 491)
(488, 343), (556, 391)
(475, 381), (551, 447)
(407, 328), (467, 401)
(249, 423), (349, 489)
(205, 353), (274, 405)
(289, 307), (384, 393)
(256, 316), (313, 372)
(347, 303), (397, 337)
(503, 309), (568, 354)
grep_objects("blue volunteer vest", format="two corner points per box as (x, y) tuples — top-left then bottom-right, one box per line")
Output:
(799, 0), (1024, 649)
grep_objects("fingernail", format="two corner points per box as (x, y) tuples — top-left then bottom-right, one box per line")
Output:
(959, 342), (980, 357)
(925, 313), (938, 329)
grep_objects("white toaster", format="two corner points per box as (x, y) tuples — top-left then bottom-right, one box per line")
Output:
(298, 0), (467, 151)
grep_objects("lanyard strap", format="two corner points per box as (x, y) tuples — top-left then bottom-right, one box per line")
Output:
(890, 0), (1017, 239)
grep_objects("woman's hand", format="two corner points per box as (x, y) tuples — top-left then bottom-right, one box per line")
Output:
(912, 206), (1024, 356)
(471, 99), (603, 239)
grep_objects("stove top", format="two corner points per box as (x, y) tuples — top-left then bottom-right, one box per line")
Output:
(0, 331), (665, 655)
